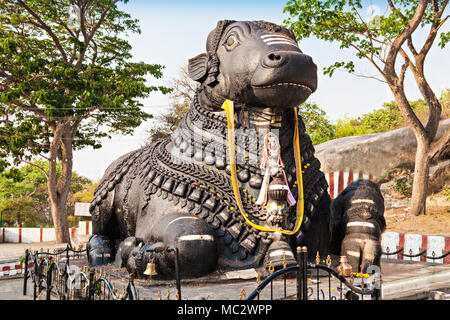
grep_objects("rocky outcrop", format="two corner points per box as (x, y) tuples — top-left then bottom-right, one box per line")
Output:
(315, 118), (450, 178)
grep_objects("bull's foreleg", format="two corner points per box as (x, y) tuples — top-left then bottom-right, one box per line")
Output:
(86, 234), (116, 266)
(87, 186), (119, 267)
(115, 213), (218, 279)
(330, 180), (386, 273)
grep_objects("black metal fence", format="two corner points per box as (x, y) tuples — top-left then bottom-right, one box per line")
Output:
(382, 246), (450, 263)
(246, 246), (381, 300)
(23, 245), (414, 300)
(22, 245), (138, 300)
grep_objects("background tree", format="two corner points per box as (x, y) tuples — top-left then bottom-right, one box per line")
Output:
(148, 65), (195, 142)
(284, 0), (449, 215)
(298, 102), (336, 145)
(148, 100), (190, 142)
(0, 0), (171, 242)
(0, 160), (92, 227)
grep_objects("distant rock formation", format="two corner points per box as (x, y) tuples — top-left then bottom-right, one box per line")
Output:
(315, 118), (450, 178)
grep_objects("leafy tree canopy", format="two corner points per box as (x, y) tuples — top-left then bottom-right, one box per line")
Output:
(0, 1), (172, 240)
(0, 0), (171, 171)
(298, 102), (336, 145)
(284, 0), (449, 78)
(0, 160), (92, 227)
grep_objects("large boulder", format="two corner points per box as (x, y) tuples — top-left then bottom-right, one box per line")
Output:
(315, 118), (450, 178)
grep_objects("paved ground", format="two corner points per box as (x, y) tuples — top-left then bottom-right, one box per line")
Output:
(0, 278), (33, 300)
(0, 241), (69, 260)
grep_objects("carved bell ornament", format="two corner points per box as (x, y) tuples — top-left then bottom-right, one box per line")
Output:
(255, 132), (296, 208)
(337, 255), (352, 277)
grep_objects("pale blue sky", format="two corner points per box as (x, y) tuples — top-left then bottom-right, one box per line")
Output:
(73, 0), (450, 181)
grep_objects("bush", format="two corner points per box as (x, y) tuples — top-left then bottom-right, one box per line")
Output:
(445, 188), (450, 202)
(322, 89), (449, 142)
(298, 102), (336, 145)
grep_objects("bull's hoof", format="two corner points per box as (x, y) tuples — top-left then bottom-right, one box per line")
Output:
(265, 240), (296, 271)
(114, 236), (142, 268)
(86, 234), (114, 266)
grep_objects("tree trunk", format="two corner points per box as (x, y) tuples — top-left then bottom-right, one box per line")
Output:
(388, 85), (435, 216)
(47, 124), (74, 244)
(410, 135), (431, 216)
(49, 196), (70, 243)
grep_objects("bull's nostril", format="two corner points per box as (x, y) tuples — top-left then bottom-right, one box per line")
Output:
(262, 52), (288, 68)
(268, 53), (281, 61)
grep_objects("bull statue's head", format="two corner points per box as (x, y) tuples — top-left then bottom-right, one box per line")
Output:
(188, 20), (317, 111)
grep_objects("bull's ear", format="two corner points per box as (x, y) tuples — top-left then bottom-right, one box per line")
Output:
(188, 53), (209, 82)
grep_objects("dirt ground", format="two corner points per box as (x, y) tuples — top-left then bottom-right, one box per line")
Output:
(384, 205), (450, 236)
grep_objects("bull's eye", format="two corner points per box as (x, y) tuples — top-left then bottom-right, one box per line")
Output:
(224, 34), (239, 51)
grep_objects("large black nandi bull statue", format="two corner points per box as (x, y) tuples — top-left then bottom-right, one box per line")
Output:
(87, 20), (386, 278)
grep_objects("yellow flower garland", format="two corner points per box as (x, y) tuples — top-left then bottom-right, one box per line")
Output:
(221, 99), (304, 235)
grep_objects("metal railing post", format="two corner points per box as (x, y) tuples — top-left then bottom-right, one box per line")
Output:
(168, 246), (181, 300)
(146, 246), (182, 300)
(302, 247), (308, 299)
(63, 263), (69, 300)
(33, 253), (38, 300)
(66, 244), (70, 265)
(23, 249), (29, 296)
(46, 258), (53, 300)
(88, 268), (95, 300)
(127, 274), (137, 300)
(296, 246), (304, 300)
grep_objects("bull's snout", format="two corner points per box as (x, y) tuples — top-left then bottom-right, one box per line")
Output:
(261, 51), (316, 70)
(250, 50), (318, 109)
(253, 51), (317, 90)
(262, 52), (288, 68)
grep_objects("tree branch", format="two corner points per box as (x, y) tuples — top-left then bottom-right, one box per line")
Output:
(350, 72), (388, 84)
(384, 0), (429, 80)
(10, 99), (49, 121)
(398, 55), (410, 87)
(418, 11), (449, 67)
(22, 159), (49, 180)
(398, 47), (417, 74)
(17, 0), (69, 64)
(407, 36), (418, 57)
(75, 0), (120, 70)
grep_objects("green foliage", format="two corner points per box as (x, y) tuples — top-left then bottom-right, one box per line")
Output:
(0, 161), (93, 227)
(324, 90), (450, 142)
(283, 0), (448, 76)
(70, 181), (98, 204)
(298, 102), (336, 145)
(445, 188), (450, 202)
(0, 1), (171, 236)
(0, 0), (171, 169)
(393, 177), (412, 197)
(359, 102), (403, 133)
(333, 116), (365, 139)
(439, 31), (450, 48)
(439, 88), (450, 119)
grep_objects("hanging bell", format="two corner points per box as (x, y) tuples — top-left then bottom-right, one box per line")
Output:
(144, 258), (158, 277)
